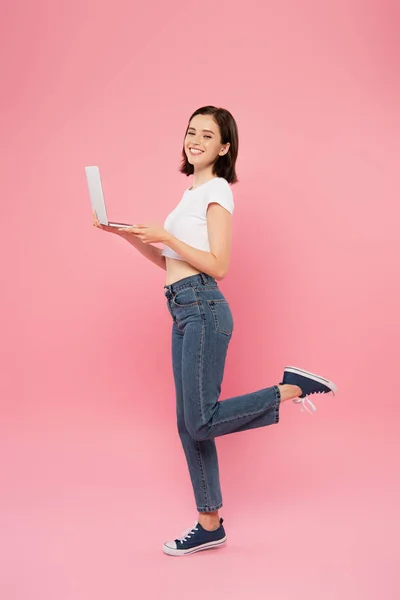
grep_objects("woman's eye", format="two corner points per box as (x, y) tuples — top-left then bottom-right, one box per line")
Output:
(187, 132), (212, 139)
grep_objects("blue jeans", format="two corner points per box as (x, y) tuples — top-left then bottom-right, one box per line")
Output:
(164, 272), (281, 513)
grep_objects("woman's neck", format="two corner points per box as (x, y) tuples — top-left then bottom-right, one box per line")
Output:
(190, 169), (217, 190)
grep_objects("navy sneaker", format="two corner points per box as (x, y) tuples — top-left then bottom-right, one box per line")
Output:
(280, 366), (338, 414)
(163, 518), (227, 556)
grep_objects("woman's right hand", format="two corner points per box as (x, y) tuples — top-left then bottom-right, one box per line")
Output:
(92, 210), (121, 234)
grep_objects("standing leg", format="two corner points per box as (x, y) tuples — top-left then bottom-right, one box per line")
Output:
(171, 322), (224, 514)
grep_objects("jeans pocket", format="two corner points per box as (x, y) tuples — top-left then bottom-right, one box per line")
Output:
(172, 287), (200, 308)
(207, 299), (234, 336)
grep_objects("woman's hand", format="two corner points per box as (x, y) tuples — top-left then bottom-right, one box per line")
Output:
(92, 210), (122, 234)
(118, 223), (171, 244)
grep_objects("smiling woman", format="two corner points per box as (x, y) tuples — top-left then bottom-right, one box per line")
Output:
(159, 106), (239, 284)
(92, 104), (338, 558)
(110, 107), (238, 284)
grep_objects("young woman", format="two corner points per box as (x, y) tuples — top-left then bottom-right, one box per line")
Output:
(92, 105), (338, 557)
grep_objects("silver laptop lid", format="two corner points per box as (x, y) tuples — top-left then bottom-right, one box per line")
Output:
(85, 166), (109, 226)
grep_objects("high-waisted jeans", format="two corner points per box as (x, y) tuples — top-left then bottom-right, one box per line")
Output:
(164, 272), (281, 512)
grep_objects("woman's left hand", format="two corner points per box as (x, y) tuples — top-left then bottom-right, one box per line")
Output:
(118, 223), (171, 244)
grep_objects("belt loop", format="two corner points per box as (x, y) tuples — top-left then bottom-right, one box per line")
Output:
(200, 272), (208, 285)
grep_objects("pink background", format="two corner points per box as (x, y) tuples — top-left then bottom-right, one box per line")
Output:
(1, 0), (399, 598)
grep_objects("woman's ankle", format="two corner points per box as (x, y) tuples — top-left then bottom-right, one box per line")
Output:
(278, 384), (302, 402)
(198, 511), (220, 530)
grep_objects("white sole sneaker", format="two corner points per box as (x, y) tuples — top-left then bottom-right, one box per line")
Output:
(163, 536), (227, 556)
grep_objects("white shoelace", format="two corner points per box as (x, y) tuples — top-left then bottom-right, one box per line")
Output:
(293, 391), (327, 414)
(178, 521), (199, 542)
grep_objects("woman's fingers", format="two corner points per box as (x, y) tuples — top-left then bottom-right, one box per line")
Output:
(92, 210), (103, 228)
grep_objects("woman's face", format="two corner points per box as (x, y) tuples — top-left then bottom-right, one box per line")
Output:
(184, 114), (229, 166)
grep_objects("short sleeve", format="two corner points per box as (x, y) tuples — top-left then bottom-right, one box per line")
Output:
(205, 179), (234, 214)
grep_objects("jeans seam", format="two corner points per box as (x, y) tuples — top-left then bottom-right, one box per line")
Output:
(197, 294), (206, 426)
(195, 440), (210, 509)
(194, 292), (210, 506)
(273, 384), (281, 424)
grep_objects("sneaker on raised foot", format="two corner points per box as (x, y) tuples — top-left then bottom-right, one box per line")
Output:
(280, 366), (338, 414)
(163, 518), (227, 556)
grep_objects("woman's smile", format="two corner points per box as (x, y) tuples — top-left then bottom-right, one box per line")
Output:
(189, 148), (204, 155)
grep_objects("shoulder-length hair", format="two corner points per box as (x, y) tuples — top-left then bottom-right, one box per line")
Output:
(179, 106), (239, 184)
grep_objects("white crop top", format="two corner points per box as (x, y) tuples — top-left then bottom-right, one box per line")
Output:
(161, 177), (234, 261)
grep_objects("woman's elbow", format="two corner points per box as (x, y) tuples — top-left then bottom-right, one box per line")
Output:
(211, 254), (229, 281)
(215, 266), (228, 281)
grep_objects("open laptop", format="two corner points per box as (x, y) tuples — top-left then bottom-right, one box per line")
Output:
(85, 165), (132, 228)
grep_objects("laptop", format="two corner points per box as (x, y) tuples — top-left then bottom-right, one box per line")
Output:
(85, 165), (132, 228)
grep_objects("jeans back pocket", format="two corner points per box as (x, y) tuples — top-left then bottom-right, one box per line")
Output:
(207, 299), (234, 336)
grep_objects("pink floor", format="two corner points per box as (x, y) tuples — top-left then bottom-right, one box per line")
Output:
(1, 396), (398, 600)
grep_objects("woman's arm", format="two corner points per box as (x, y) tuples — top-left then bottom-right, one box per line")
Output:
(119, 230), (166, 271)
(164, 203), (232, 281)
(92, 210), (166, 271)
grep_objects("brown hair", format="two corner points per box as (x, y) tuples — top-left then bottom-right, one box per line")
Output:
(179, 105), (239, 184)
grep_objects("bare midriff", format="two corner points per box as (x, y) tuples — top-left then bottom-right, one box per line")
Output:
(165, 257), (201, 286)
